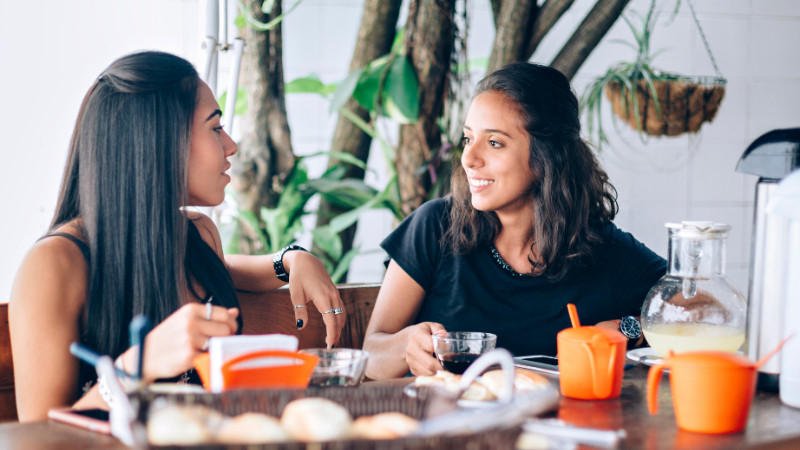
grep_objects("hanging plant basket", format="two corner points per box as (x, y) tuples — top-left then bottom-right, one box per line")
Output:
(604, 74), (726, 137)
(581, 0), (727, 148)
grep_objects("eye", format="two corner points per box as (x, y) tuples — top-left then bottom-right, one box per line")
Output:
(213, 125), (225, 134)
(461, 136), (472, 145)
(489, 140), (502, 148)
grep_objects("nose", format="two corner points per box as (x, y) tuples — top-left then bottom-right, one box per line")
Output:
(223, 129), (238, 157)
(461, 141), (484, 169)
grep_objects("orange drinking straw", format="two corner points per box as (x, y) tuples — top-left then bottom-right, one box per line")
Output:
(755, 333), (795, 369)
(567, 303), (581, 328)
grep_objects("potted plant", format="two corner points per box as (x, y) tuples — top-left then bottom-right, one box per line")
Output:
(581, 0), (726, 147)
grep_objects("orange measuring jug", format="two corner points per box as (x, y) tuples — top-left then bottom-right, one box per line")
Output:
(647, 336), (790, 434)
(193, 350), (319, 391)
(557, 304), (627, 400)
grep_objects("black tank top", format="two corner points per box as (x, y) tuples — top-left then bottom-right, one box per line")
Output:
(41, 221), (241, 392)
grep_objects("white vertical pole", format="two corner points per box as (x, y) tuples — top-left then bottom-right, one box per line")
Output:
(201, 0), (219, 91)
(224, 38), (245, 134)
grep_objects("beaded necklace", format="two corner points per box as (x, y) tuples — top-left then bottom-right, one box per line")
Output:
(488, 244), (533, 278)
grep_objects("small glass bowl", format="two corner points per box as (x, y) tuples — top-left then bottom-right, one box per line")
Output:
(299, 348), (370, 387)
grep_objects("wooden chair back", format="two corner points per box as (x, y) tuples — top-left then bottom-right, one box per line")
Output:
(0, 283), (380, 423)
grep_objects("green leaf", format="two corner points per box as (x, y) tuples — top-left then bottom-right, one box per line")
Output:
(301, 150), (368, 170)
(382, 55), (420, 124)
(217, 87), (248, 116)
(312, 226), (343, 260)
(390, 28), (405, 55)
(330, 68), (364, 114)
(285, 75), (326, 94)
(234, 14), (246, 30)
(237, 210), (270, 252)
(330, 246), (361, 284)
(352, 55), (390, 112)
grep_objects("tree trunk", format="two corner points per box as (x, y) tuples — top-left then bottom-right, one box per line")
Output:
(486, 0), (537, 73)
(312, 0), (402, 279)
(233, 0), (295, 253)
(526, 0), (575, 57)
(550, 0), (631, 80)
(396, 0), (456, 216)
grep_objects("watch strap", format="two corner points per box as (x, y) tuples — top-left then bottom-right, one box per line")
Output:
(273, 244), (307, 282)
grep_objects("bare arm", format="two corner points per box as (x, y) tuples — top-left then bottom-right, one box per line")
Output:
(10, 237), (94, 421)
(189, 213), (345, 348)
(363, 260), (446, 380)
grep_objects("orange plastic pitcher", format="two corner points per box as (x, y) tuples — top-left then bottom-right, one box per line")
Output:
(193, 350), (319, 391)
(647, 351), (757, 434)
(557, 304), (627, 400)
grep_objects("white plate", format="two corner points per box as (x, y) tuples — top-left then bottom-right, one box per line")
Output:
(626, 347), (664, 366)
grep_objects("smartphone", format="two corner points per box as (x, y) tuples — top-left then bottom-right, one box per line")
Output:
(48, 407), (111, 434)
(514, 355), (559, 375)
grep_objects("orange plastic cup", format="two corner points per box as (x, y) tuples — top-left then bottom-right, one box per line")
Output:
(557, 326), (627, 400)
(647, 351), (757, 434)
(193, 350), (319, 391)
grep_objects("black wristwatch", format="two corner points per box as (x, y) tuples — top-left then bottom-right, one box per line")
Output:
(618, 316), (642, 349)
(273, 244), (307, 282)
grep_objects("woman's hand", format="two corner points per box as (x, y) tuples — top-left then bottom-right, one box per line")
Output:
(283, 250), (346, 349)
(404, 322), (447, 376)
(132, 303), (239, 383)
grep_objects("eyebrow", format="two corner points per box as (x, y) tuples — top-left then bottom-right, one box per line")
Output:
(205, 109), (222, 122)
(463, 125), (512, 138)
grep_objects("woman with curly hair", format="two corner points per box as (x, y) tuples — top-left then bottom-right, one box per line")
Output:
(363, 62), (666, 379)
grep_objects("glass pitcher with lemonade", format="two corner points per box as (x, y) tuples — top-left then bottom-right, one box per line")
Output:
(641, 221), (747, 357)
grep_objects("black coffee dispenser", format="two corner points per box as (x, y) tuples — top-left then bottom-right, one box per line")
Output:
(736, 128), (800, 391)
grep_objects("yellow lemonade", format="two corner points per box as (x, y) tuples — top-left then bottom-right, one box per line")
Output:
(643, 322), (745, 357)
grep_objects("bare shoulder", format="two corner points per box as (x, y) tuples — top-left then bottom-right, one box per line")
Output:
(10, 227), (88, 320)
(186, 210), (224, 259)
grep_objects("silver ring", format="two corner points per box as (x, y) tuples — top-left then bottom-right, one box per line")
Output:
(205, 302), (213, 321)
(333, 308), (343, 315)
(322, 308), (335, 315)
(201, 338), (209, 352)
(293, 304), (307, 310)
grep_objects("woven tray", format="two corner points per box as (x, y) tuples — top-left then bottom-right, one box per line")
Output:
(131, 384), (523, 449)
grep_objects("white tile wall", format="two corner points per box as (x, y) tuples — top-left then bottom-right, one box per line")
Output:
(2, 0), (799, 300)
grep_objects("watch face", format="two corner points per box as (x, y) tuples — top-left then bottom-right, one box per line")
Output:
(619, 316), (642, 339)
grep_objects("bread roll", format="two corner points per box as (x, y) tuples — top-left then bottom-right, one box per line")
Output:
(480, 369), (548, 398)
(147, 404), (215, 445)
(280, 397), (353, 441)
(215, 412), (288, 444)
(350, 412), (419, 439)
(414, 370), (495, 401)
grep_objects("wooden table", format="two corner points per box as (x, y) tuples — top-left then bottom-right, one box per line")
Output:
(2, 364), (800, 449)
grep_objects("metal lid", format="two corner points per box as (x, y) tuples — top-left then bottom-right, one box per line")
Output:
(736, 128), (800, 180)
(665, 221), (731, 239)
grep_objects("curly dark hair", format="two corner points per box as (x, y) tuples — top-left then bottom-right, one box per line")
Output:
(444, 62), (618, 282)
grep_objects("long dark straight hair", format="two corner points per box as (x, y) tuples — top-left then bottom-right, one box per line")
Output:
(444, 62), (618, 282)
(52, 51), (199, 358)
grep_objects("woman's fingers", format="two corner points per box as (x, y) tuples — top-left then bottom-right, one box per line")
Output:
(291, 301), (309, 330)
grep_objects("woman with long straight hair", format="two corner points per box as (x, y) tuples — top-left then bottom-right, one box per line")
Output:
(363, 62), (666, 379)
(10, 51), (345, 421)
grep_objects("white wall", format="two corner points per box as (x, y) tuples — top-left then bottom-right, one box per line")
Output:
(2, 0), (799, 299)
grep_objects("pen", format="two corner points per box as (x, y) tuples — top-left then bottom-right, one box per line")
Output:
(69, 343), (130, 380)
(128, 315), (150, 382)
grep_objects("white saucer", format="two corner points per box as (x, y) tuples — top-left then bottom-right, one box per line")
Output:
(626, 347), (664, 366)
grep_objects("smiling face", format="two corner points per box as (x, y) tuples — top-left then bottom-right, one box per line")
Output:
(461, 91), (535, 217)
(187, 81), (237, 207)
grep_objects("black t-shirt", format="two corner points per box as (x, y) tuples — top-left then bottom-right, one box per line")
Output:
(380, 198), (667, 356)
